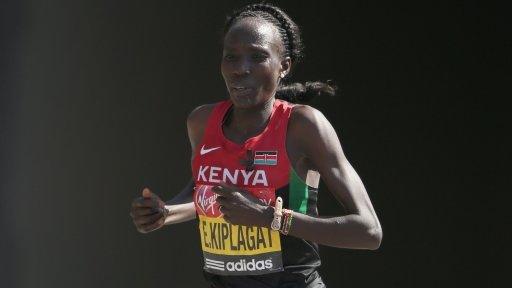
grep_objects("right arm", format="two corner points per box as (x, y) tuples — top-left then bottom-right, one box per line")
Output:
(162, 179), (196, 225)
(163, 104), (216, 224)
(130, 104), (215, 232)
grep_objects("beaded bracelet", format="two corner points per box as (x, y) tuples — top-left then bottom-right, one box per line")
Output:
(279, 209), (293, 235)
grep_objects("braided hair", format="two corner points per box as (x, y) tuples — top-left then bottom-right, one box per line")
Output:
(224, 3), (336, 103)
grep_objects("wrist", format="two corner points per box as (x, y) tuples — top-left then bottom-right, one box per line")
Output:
(163, 205), (171, 224)
(263, 205), (275, 229)
(270, 197), (283, 231)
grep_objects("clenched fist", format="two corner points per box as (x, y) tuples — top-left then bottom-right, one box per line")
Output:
(212, 182), (273, 227)
(130, 187), (169, 233)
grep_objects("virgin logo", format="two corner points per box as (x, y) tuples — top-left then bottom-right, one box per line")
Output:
(195, 185), (220, 216)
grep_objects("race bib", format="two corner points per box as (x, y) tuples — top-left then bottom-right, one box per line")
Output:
(194, 184), (284, 275)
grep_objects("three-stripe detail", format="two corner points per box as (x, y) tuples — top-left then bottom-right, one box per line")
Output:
(205, 258), (225, 271)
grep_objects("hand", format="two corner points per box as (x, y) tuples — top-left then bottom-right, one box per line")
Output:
(212, 182), (273, 227)
(130, 187), (168, 233)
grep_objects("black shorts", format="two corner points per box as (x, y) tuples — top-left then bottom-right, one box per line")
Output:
(206, 270), (326, 288)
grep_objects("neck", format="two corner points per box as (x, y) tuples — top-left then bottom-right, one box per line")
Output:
(226, 97), (275, 138)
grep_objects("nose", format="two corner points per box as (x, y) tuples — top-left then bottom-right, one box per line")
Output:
(232, 57), (251, 77)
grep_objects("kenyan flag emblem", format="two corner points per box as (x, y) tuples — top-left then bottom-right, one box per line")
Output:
(254, 151), (278, 166)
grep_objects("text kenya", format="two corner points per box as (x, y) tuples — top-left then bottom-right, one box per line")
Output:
(197, 165), (268, 187)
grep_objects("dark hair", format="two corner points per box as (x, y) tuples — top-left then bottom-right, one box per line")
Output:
(224, 3), (337, 103)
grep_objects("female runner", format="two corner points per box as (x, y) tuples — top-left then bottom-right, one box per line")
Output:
(130, 3), (382, 287)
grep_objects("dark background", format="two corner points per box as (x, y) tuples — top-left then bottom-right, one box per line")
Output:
(1, 0), (508, 287)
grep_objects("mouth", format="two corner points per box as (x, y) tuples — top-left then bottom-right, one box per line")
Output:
(229, 85), (255, 99)
(230, 85), (253, 92)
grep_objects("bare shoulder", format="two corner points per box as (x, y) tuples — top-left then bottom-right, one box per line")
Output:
(288, 104), (331, 137)
(187, 103), (216, 129)
(288, 104), (342, 163)
(187, 103), (217, 149)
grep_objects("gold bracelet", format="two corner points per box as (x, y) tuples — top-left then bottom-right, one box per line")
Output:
(280, 209), (293, 235)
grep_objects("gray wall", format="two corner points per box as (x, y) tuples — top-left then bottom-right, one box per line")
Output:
(1, 0), (506, 287)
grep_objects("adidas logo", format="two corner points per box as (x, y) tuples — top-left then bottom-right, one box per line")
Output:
(205, 258), (274, 272)
(227, 258), (273, 272)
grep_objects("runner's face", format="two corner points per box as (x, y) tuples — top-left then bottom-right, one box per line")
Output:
(221, 18), (288, 108)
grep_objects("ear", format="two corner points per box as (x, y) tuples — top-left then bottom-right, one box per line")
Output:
(279, 56), (292, 79)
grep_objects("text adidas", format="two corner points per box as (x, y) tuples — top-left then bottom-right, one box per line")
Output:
(226, 258), (273, 272)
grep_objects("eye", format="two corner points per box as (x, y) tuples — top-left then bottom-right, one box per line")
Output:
(251, 53), (268, 62)
(223, 54), (236, 61)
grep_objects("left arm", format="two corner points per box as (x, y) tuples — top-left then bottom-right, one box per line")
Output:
(284, 105), (382, 250)
(213, 106), (382, 250)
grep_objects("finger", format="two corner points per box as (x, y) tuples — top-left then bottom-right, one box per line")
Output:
(223, 214), (233, 224)
(134, 212), (163, 226)
(142, 187), (153, 198)
(141, 217), (165, 233)
(215, 195), (227, 205)
(130, 207), (159, 217)
(219, 204), (231, 214)
(132, 198), (159, 208)
(215, 196), (234, 209)
(218, 181), (240, 192)
(211, 185), (228, 195)
(212, 183), (237, 196)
